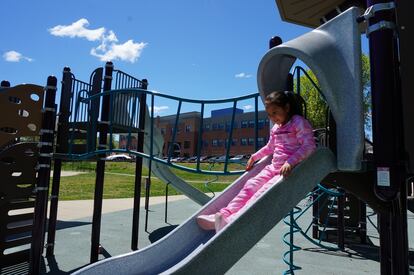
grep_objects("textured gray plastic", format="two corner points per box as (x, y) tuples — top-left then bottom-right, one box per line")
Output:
(257, 7), (364, 171)
(143, 108), (211, 205)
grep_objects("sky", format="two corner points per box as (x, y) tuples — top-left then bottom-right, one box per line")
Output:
(0, 0), (368, 117)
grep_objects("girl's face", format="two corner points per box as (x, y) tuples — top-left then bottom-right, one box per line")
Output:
(265, 103), (290, 125)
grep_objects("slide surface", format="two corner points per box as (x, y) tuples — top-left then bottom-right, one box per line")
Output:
(74, 147), (336, 275)
(142, 109), (211, 205)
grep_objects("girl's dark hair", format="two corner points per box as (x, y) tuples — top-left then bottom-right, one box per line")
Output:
(265, 91), (303, 117)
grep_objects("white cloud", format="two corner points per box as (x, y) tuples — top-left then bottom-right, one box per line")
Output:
(149, 106), (169, 115)
(49, 19), (146, 63)
(48, 18), (105, 41)
(243, 105), (253, 110)
(235, 72), (252, 79)
(91, 40), (147, 63)
(3, 51), (33, 62)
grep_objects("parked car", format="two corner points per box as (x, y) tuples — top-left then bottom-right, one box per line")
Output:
(187, 156), (198, 162)
(105, 154), (132, 161)
(171, 157), (186, 162)
(209, 155), (232, 163)
(229, 154), (245, 163)
(200, 156), (209, 161)
(200, 156), (213, 162)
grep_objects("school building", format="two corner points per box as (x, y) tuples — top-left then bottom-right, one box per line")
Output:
(119, 108), (270, 157)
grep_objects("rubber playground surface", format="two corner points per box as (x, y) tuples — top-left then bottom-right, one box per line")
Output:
(42, 196), (414, 274)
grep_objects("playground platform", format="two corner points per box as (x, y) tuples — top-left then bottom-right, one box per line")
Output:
(39, 195), (414, 274)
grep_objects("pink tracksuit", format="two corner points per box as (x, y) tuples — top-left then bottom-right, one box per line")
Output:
(219, 115), (316, 222)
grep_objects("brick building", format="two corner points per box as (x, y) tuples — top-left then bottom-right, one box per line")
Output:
(120, 108), (270, 158)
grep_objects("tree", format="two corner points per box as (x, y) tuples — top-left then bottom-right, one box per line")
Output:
(295, 54), (371, 131)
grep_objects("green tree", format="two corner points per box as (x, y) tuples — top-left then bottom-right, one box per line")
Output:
(295, 54), (371, 129)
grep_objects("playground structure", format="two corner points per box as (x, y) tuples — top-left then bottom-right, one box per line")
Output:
(0, 1), (412, 275)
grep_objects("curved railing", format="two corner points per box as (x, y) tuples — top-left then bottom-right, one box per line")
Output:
(62, 87), (262, 175)
(282, 184), (344, 274)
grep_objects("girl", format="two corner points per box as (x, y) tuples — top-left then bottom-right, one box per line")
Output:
(196, 90), (316, 232)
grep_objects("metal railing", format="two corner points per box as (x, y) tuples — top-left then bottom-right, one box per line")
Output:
(64, 87), (261, 175)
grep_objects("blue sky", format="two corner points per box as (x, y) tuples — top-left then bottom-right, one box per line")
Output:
(0, 0), (367, 117)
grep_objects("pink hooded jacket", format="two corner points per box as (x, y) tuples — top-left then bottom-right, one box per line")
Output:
(251, 115), (316, 169)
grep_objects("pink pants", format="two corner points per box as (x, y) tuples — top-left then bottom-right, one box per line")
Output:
(219, 164), (282, 222)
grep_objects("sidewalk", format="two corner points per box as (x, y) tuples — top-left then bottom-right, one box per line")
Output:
(54, 196), (186, 220)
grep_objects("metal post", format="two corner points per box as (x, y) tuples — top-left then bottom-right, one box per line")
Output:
(165, 182), (170, 224)
(46, 67), (72, 257)
(365, 1), (409, 274)
(359, 200), (367, 244)
(378, 212), (392, 275)
(144, 177), (151, 232)
(269, 36), (282, 49)
(312, 188), (319, 239)
(29, 76), (57, 275)
(289, 210), (294, 272)
(131, 80), (147, 251)
(0, 80), (10, 87)
(90, 62), (113, 263)
(337, 190), (345, 250)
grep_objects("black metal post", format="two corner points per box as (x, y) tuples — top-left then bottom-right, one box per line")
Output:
(90, 62), (113, 263)
(0, 80), (10, 87)
(144, 177), (151, 232)
(337, 191), (345, 250)
(269, 36), (282, 49)
(46, 67), (72, 257)
(88, 68), (104, 152)
(359, 201), (367, 244)
(378, 212), (392, 275)
(289, 210), (294, 272)
(366, 1), (408, 274)
(131, 80), (147, 251)
(29, 76), (57, 275)
(165, 182), (170, 224)
(312, 188), (319, 239)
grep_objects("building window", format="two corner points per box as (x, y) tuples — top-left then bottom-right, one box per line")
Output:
(218, 139), (224, 147)
(232, 138), (237, 145)
(161, 128), (166, 135)
(258, 119), (265, 129)
(203, 140), (209, 148)
(212, 139), (218, 147)
(265, 118), (270, 125)
(248, 120), (255, 128)
(212, 123), (218, 130)
(225, 122), (231, 131)
(185, 125), (191, 132)
(225, 138), (237, 147)
(241, 138), (248, 146)
(248, 138), (255, 145)
(241, 121), (248, 128)
(184, 141), (190, 149)
(204, 124), (210, 131)
(218, 123), (224, 130)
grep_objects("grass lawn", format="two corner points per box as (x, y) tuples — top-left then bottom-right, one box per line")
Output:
(57, 161), (243, 200)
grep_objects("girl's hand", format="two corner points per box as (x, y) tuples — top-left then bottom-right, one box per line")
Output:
(280, 162), (292, 177)
(246, 157), (256, 171)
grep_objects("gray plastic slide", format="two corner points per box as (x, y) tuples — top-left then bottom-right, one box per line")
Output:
(74, 147), (336, 275)
(142, 109), (211, 205)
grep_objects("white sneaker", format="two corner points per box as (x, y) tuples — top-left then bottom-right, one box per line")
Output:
(196, 214), (216, 230)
